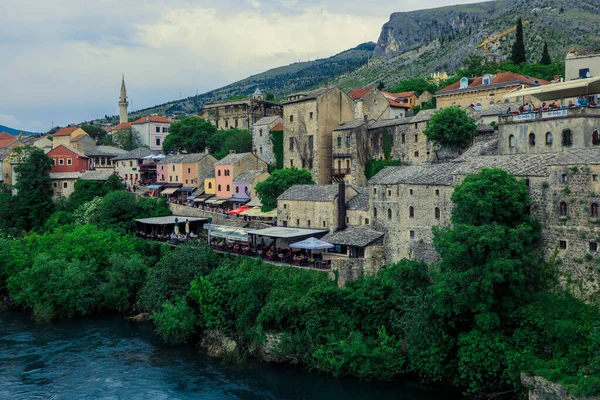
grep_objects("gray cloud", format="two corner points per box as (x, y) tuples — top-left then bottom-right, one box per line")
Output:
(0, 0), (487, 132)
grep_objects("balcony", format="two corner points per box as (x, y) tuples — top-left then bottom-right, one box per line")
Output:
(139, 163), (157, 171)
(332, 168), (350, 177)
(499, 105), (600, 125)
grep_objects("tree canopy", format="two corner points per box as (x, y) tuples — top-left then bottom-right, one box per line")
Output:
(80, 124), (107, 144)
(540, 41), (552, 65)
(69, 173), (125, 210)
(162, 117), (217, 154)
(423, 107), (477, 150)
(207, 129), (252, 159)
(390, 77), (438, 96)
(511, 18), (527, 64)
(112, 127), (142, 151)
(255, 167), (315, 211)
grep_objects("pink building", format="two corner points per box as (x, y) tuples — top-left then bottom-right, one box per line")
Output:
(214, 152), (268, 199)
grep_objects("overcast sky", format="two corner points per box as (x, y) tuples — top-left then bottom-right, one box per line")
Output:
(0, 0), (486, 132)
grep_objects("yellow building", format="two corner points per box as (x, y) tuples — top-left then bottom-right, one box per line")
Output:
(204, 170), (216, 195)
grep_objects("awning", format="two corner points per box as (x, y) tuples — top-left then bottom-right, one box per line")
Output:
(161, 188), (178, 195)
(180, 187), (196, 193)
(227, 197), (250, 203)
(504, 76), (600, 101)
(246, 227), (329, 239)
(206, 224), (251, 242)
(205, 199), (227, 205)
(147, 184), (163, 190)
(187, 195), (197, 201)
(193, 197), (207, 202)
(290, 237), (334, 250)
(241, 207), (276, 218)
(135, 216), (208, 225)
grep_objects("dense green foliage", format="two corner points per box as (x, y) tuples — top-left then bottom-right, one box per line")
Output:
(112, 127), (142, 151)
(390, 77), (438, 96)
(511, 18), (527, 65)
(365, 159), (406, 179)
(206, 129), (252, 160)
(270, 130), (284, 170)
(255, 167), (315, 212)
(424, 107), (477, 150)
(80, 124), (107, 143)
(69, 174), (124, 210)
(540, 42), (552, 65)
(162, 117), (216, 154)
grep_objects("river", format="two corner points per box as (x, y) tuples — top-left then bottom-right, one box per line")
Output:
(0, 312), (460, 399)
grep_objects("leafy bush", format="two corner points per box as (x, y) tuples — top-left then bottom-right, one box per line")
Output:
(151, 296), (197, 344)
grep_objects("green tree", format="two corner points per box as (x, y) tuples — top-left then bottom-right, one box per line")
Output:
(511, 18), (527, 64)
(540, 41), (552, 65)
(265, 92), (275, 101)
(423, 107), (477, 151)
(377, 81), (385, 90)
(162, 117), (216, 154)
(112, 127), (142, 151)
(13, 147), (54, 232)
(137, 196), (172, 219)
(98, 190), (139, 234)
(270, 130), (284, 170)
(390, 77), (438, 96)
(228, 94), (246, 101)
(255, 167), (315, 212)
(70, 174), (124, 211)
(206, 129), (252, 159)
(80, 124), (107, 143)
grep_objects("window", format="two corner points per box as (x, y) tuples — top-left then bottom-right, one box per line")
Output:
(409, 189), (413, 195)
(346, 135), (351, 147)
(63, 182), (68, 189)
(208, 182), (212, 189)
(296, 219), (300, 225)
(218, 184), (222, 191)
(561, 174), (568, 183)
(172, 165), (175, 172)
(364, 218), (369, 224)
(218, 170), (221, 176)
(302, 159), (306, 168)
(175, 175), (178, 182)
(67, 158), (72, 165)
(546, 132), (553, 145)
(482, 74), (491, 85)
(459, 77), (469, 89)
(308, 158), (313, 169)
(162, 127), (168, 133)
(187, 168), (191, 174)
(235, 119), (238, 128)
(156, 127), (160, 133)
(374, 208), (377, 218)
(559, 202), (568, 216)
(579, 68), (591, 79)
(590, 242), (598, 252)
(283, 204), (287, 209)
(309, 112), (313, 120)
(409, 206), (414, 218)
(337, 137), (342, 148)
(226, 184), (230, 191)
(594, 175), (599, 182)
(225, 121), (229, 128)
(373, 187), (377, 195)
(185, 179), (189, 184)
(235, 186), (240, 193)
(562, 129), (572, 146)
(559, 240), (567, 250)
(59, 159), (64, 165)
(414, 151), (419, 157)
(289, 115), (294, 122)
(156, 138), (161, 146)
(401, 134), (406, 144)
(322, 221), (327, 228)
(593, 130), (600, 145)
(289, 137), (294, 151)
(307, 220), (311, 227)
(529, 133), (536, 146)
(290, 159), (294, 167)
(225, 169), (230, 176)
(414, 134), (418, 143)
(435, 207), (440, 219)
(592, 203), (599, 217)
(387, 189), (392, 197)
(308, 135), (313, 151)
(259, 129), (263, 137)
(409, 230), (415, 239)
(283, 221), (288, 227)
(509, 135), (515, 148)
(259, 147), (263, 154)
(435, 189), (440, 196)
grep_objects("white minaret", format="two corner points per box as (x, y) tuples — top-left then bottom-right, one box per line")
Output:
(119, 74), (128, 124)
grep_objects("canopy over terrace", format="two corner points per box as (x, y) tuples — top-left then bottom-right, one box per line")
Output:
(504, 76), (600, 102)
(205, 224), (253, 242)
(135, 216), (208, 236)
(247, 227), (329, 249)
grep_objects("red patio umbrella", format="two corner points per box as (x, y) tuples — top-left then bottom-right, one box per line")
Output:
(228, 205), (250, 215)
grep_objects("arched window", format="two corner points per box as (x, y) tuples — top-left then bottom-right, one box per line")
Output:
(592, 203), (599, 217)
(459, 77), (469, 89)
(546, 132), (553, 145)
(218, 184), (222, 191)
(593, 130), (600, 145)
(435, 207), (440, 219)
(387, 209), (392, 220)
(562, 129), (572, 146)
(409, 206), (414, 218)
(529, 133), (536, 146)
(373, 208), (377, 218)
(208, 182), (212, 189)
(235, 186), (239, 193)
(218, 169), (221, 176)
(226, 184), (230, 192)
(559, 202), (568, 216)
(509, 135), (515, 148)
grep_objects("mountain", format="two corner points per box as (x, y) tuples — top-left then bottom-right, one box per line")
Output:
(128, 43), (375, 119)
(124, 0), (600, 121)
(334, 0), (600, 90)
(0, 125), (40, 137)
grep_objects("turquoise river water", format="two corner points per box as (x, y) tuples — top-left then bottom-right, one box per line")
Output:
(0, 312), (461, 399)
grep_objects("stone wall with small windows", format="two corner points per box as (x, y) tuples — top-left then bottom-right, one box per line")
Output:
(498, 108), (600, 155)
(277, 199), (338, 231)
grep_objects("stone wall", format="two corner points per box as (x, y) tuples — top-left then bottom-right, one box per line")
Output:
(168, 204), (248, 227)
(520, 374), (579, 400)
(332, 244), (386, 287)
(277, 199), (337, 231)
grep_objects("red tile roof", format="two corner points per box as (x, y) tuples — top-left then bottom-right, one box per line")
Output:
(0, 138), (17, 148)
(112, 122), (132, 131)
(438, 72), (550, 93)
(53, 127), (79, 137)
(383, 91), (417, 98)
(131, 116), (172, 125)
(272, 123), (284, 131)
(0, 132), (15, 140)
(348, 88), (373, 100)
(71, 133), (90, 142)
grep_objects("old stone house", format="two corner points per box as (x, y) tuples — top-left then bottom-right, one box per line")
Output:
(203, 89), (283, 131)
(52, 127), (96, 153)
(348, 88), (412, 121)
(214, 152), (268, 199)
(252, 115), (283, 165)
(84, 146), (127, 171)
(113, 147), (161, 187)
(331, 119), (370, 186)
(283, 85), (355, 184)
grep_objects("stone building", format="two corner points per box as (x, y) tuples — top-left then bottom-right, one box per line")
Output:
(119, 75), (128, 124)
(348, 88), (412, 121)
(565, 48), (600, 81)
(130, 116), (172, 151)
(436, 71), (548, 109)
(331, 119), (370, 185)
(49, 172), (80, 199)
(283, 85), (355, 184)
(52, 127), (96, 153)
(252, 115), (283, 165)
(85, 146), (127, 170)
(113, 147), (160, 187)
(203, 89), (283, 131)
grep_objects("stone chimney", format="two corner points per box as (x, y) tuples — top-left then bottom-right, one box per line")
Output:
(338, 181), (346, 231)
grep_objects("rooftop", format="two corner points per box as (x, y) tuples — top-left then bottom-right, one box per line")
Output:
(284, 87), (334, 105)
(84, 145), (128, 157)
(369, 163), (457, 186)
(334, 119), (368, 131)
(157, 153), (211, 164)
(348, 87), (372, 100)
(131, 116), (172, 125)
(112, 147), (161, 161)
(233, 170), (267, 183)
(79, 170), (116, 181)
(254, 116), (281, 126)
(135, 216), (208, 225)
(53, 127), (80, 137)
(214, 152), (254, 166)
(322, 226), (384, 247)
(278, 184), (340, 202)
(345, 187), (368, 210)
(438, 72), (549, 94)
(368, 117), (413, 129)
(49, 172), (81, 179)
(410, 109), (437, 124)
(247, 226), (329, 239)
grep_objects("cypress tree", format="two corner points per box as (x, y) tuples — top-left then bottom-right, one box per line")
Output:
(511, 18), (527, 64)
(540, 41), (551, 65)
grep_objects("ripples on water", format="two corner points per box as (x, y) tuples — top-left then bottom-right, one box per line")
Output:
(0, 312), (460, 400)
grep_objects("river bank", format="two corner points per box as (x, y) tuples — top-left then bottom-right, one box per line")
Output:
(0, 311), (461, 400)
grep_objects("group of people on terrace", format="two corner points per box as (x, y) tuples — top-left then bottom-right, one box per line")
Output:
(136, 229), (196, 244)
(509, 96), (598, 115)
